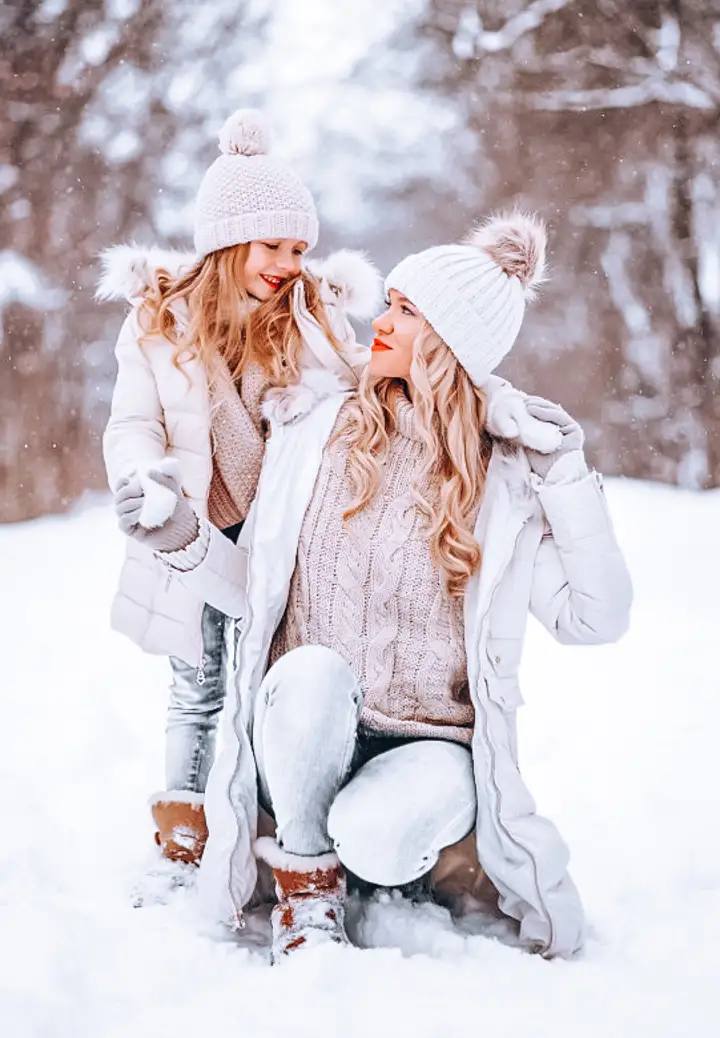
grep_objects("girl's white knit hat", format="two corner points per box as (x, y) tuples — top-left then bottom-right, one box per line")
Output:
(193, 109), (319, 257)
(385, 212), (547, 385)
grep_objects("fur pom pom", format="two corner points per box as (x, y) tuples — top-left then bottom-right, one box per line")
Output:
(464, 212), (547, 299)
(218, 108), (271, 157)
(96, 244), (196, 301)
(307, 250), (382, 319)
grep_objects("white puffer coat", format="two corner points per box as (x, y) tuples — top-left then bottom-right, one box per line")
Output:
(98, 246), (381, 666)
(160, 391), (632, 958)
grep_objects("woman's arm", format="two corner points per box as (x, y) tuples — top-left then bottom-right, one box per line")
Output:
(529, 452), (633, 645)
(102, 308), (167, 491)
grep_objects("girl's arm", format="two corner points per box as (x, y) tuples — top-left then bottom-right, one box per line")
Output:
(103, 307), (167, 491)
(159, 519), (249, 621)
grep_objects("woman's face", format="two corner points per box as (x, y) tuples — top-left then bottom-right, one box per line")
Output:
(369, 288), (425, 380)
(243, 239), (307, 301)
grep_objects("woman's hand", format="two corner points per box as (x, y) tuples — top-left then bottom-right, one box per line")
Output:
(524, 397), (585, 479)
(115, 470), (199, 552)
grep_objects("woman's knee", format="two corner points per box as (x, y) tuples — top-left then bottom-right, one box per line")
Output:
(261, 646), (362, 715)
(327, 740), (476, 887)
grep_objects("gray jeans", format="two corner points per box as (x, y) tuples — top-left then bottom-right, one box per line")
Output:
(253, 645), (477, 886)
(166, 603), (228, 793)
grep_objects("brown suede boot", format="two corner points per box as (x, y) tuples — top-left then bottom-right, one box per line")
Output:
(254, 837), (350, 962)
(150, 793), (208, 866)
(431, 831), (499, 910)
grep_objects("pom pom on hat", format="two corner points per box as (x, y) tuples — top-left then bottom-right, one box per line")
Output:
(217, 108), (271, 157)
(463, 211), (547, 300)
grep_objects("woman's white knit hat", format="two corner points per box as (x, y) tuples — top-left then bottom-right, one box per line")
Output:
(385, 212), (547, 385)
(193, 109), (319, 257)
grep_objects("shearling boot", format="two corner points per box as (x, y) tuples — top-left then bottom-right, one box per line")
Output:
(150, 792), (208, 866)
(254, 836), (350, 962)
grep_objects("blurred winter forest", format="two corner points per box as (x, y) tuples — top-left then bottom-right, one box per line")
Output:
(1, 0), (719, 522)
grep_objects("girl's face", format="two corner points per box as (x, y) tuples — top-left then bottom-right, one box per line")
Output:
(369, 289), (425, 380)
(243, 239), (307, 300)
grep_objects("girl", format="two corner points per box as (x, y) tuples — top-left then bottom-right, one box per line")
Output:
(98, 108), (376, 874)
(116, 213), (632, 959)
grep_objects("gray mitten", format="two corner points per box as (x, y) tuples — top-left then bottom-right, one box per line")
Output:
(524, 397), (585, 479)
(115, 471), (199, 552)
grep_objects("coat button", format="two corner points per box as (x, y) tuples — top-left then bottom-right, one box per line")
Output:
(494, 655), (501, 665)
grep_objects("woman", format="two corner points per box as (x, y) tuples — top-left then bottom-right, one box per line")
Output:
(97, 107), (376, 874)
(116, 212), (632, 959)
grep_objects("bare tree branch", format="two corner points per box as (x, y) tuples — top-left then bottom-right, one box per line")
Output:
(527, 78), (716, 110)
(476, 0), (578, 54)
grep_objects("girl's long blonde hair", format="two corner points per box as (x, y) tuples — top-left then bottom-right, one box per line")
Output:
(137, 244), (340, 383)
(340, 326), (493, 597)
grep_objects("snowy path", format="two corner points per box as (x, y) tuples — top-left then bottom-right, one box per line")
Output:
(1, 482), (718, 1037)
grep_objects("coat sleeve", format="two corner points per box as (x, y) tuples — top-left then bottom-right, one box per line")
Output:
(529, 456), (633, 645)
(102, 308), (167, 491)
(159, 519), (249, 620)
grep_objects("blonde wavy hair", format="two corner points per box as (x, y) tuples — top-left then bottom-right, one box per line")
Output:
(137, 243), (340, 384)
(340, 326), (493, 597)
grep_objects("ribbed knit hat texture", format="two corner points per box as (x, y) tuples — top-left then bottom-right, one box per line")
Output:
(193, 109), (319, 257)
(385, 212), (547, 385)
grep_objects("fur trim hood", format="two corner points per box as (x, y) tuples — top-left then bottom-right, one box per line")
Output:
(96, 245), (196, 302)
(95, 243), (381, 319)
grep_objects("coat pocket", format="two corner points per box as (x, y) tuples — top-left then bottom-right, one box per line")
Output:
(485, 637), (524, 710)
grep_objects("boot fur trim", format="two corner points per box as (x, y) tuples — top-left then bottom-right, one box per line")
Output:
(149, 790), (205, 809)
(254, 836), (339, 872)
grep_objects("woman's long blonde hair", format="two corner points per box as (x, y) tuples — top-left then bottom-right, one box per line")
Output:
(340, 326), (493, 597)
(137, 243), (340, 383)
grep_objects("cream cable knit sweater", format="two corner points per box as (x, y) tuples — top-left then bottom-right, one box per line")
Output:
(270, 395), (479, 744)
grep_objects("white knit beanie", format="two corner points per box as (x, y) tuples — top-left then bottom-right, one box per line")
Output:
(385, 212), (547, 385)
(193, 109), (319, 257)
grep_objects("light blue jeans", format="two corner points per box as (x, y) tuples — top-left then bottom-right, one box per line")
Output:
(253, 645), (477, 886)
(166, 603), (228, 793)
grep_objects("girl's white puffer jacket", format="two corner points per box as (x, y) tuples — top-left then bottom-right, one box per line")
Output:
(98, 246), (381, 666)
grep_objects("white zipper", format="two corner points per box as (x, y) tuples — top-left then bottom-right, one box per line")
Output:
(474, 512), (555, 954)
(223, 526), (257, 931)
(196, 623), (206, 685)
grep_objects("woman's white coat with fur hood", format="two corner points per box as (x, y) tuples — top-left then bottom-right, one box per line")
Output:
(157, 389), (632, 959)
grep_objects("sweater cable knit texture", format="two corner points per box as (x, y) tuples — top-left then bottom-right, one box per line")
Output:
(270, 396), (479, 743)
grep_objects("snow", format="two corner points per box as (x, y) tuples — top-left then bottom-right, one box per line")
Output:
(0, 252), (65, 314)
(1, 480), (718, 1037)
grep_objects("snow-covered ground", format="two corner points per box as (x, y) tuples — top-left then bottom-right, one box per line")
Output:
(1, 480), (717, 1037)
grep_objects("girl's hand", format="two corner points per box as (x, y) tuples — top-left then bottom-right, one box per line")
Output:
(115, 471), (199, 552)
(524, 397), (585, 479)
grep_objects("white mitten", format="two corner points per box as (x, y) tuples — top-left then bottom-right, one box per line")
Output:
(484, 377), (563, 453)
(262, 368), (346, 427)
(306, 249), (381, 320)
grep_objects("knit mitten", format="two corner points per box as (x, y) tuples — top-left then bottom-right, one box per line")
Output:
(115, 469), (199, 552)
(255, 837), (350, 962)
(524, 397), (585, 479)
